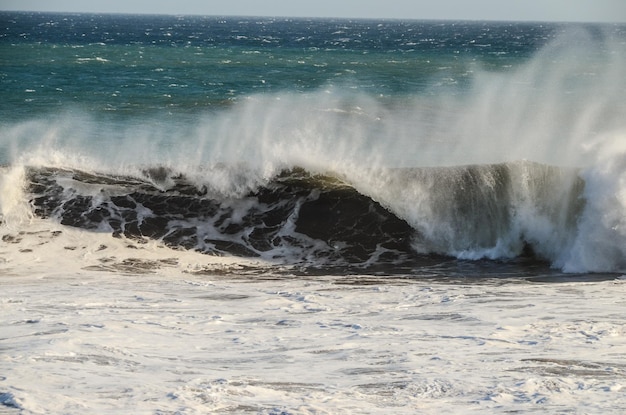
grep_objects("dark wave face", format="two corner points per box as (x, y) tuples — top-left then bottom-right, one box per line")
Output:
(27, 167), (420, 267)
(26, 161), (590, 277)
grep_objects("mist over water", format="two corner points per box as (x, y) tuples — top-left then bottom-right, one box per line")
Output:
(3, 26), (624, 169)
(1, 14), (625, 273)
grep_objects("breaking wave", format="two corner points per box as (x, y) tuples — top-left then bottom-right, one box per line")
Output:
(1, 25), (625, 274)
(11, 158), (624, 274)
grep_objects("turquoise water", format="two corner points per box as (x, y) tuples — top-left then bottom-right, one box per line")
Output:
(1, 13), (563, 121)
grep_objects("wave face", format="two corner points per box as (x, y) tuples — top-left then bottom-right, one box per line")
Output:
(24, 161), (601, 272)
(369, 162), (585, 262)
(27, 166), (417, 266)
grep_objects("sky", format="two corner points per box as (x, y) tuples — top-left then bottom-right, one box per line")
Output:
(1, 0), (625, 23)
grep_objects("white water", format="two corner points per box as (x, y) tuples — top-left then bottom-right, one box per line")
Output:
(1, 223), (626, 414)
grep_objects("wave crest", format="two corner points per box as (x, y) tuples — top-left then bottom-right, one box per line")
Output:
(22, 160), (620, 273)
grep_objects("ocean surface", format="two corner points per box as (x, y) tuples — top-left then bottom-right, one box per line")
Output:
(1, 12), (626, 414)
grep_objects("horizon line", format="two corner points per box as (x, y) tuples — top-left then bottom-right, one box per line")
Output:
(1, 9), (625, 25)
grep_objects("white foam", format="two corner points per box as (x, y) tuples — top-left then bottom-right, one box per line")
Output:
(563, 145), (626, 272)
(0, 165), (32, 229)
(2, 254), (626, 413)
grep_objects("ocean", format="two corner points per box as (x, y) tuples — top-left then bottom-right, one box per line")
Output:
(1, 12), (626, 414)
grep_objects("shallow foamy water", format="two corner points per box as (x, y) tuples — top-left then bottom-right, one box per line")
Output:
(2, 223), (626, 414)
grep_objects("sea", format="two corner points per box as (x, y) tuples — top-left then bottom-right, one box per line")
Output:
(1, 11), (626, 414)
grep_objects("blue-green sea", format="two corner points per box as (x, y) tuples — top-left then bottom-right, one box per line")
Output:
(1, 14), (558, 118)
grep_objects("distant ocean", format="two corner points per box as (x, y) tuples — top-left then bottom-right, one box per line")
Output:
(2, 12), (626, 414)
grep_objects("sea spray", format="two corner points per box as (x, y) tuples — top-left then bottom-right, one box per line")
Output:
(0, 165), (32, 228)
(563, 145), (626, 272)
(2, 28), (624, 181)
